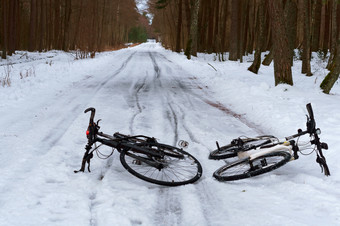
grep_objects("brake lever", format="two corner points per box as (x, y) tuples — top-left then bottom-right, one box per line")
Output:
(321, 142), (328, 150)
(96, 119), (101, 128)
(316, 155), (331, 176)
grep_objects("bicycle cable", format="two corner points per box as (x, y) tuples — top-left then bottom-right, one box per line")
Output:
(92, 143), (115, 159)
(297, 136), (315, 156)
(299, 146), (316, 156)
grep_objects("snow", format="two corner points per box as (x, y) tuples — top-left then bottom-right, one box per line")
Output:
(1, 42), (339, 226)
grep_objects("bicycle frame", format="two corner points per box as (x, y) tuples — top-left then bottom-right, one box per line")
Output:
(75, 107), (203, 186)
(212, 103), (330, 180)
(75, 108), (183, 173)
(238, 142), (292, 160)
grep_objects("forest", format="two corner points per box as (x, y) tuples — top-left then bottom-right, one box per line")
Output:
(0, 0), (149, 59)
(150, 0), (340, 94)
(1, 0), (340, 93)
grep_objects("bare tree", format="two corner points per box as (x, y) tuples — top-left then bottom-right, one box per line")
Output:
(248, 0), (265, 74)
(269, 0), (293, 85)
(229, 0), (240, 61)
(185, 0), (200, 59)
(1, 0), (8, 58)
(320, 29), (340, 94)
(326, 0), (338, 69)
(301, 0), (312, 76)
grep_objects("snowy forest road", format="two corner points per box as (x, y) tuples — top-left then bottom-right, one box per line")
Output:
(1, 43), (339, 226)
(0, 43), (257, 226)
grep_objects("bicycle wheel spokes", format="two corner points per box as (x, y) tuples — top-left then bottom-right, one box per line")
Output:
(120, 146), (202, 186)
(213, 151), (291, 181)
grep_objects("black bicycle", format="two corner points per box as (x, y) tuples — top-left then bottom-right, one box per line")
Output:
(74, 107), (203, 186)
(210, 103), (330, 181)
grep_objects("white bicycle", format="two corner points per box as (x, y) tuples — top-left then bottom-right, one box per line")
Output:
(211, 103), (330, 181)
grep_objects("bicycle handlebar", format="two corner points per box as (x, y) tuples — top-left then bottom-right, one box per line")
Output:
(306, 103), (316, 134)
(305, 103), (330, 176)
(306, 103), (314, 121)
(84, 107), (96, 125)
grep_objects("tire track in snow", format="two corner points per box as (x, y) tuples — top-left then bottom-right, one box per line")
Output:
(148, 51), (219, 226)
(149, 52), (235, 226)
(148, 52), (161, 79)
(147, 52), (184, 225)
(41, 51), (137, 151)
(129, 76), (147, 134)
(149, 51), (180, 145)
(154, 188), (183, 226)
(0, 51), (137, 226)
(89, 193), (97, 226)
(156, 51), (267, 135)
(80, 52), (138, 225)
(167, 94), (226, 226)
(195, 182), (228, 226)
(166, 103), (179, 146)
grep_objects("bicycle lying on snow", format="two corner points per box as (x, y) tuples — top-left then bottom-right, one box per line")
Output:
(75, 107), (203, 186)
(209, 103), (330, 181)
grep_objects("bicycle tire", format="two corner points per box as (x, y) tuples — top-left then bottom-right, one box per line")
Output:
(209, 135), (277, 160)
(213, 151), (291, 181)
(120, 143), (203, 186)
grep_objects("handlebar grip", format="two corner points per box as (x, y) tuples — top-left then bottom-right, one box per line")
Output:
(306, 103), (314, 120)
(84, 107), (96, 124)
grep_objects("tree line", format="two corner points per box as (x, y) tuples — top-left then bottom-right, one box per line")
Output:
(0, 0), (146, 59)
(150, 0), (340, 94)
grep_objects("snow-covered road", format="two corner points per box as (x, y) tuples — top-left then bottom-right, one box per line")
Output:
(1, 42), (339, 226)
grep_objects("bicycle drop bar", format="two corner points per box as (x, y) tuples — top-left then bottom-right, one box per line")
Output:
(285, 130), (309, 141)
(84, 107), (96, 124)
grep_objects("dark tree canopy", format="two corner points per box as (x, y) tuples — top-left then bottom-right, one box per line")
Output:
(0, 0), (144, 57)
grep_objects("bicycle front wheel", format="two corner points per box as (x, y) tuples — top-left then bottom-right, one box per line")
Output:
(213, 151), (291, 181)
(120, 143), (203, 186)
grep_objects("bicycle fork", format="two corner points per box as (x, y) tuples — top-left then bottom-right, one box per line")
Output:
(74, 142), (94, 173)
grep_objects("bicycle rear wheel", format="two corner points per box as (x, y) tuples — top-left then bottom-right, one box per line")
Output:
(120, 143), (203, 186)
(213, 151), (291, 181)
(209, 136), (277, 160)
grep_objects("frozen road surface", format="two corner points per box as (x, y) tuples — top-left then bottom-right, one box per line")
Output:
(1, 42), (339, 226)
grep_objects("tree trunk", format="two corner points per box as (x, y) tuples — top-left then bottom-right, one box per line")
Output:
(7, 0), (14, 55)
(284, 0), (297, 66)
(229, 0), (240, 61)
(320, 29), (340, 94)
(176, 0), (183, 52)
(62, 0), (71, 51)
(71, 0), (83, 50)
(327, 0), (337, 69)
(1, 0), (8, 58)
(238, 0), (246, 62)
(269, 0), (293, 86)
(38, 0), (45, 52)
(185, 0), (200, 59)
(184, 0), (191, 35)
(322, 1), (330, 54)
(311, 0), (321, 51)
(301, 0), (312, 76)
(54, 0), (60, 49)
(206, 0), (214, 53)
(248, 0), (265, 74)
(262, 47), (273, 66)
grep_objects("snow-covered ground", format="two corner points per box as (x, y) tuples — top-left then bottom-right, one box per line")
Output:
(0, 42), (339, 226)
